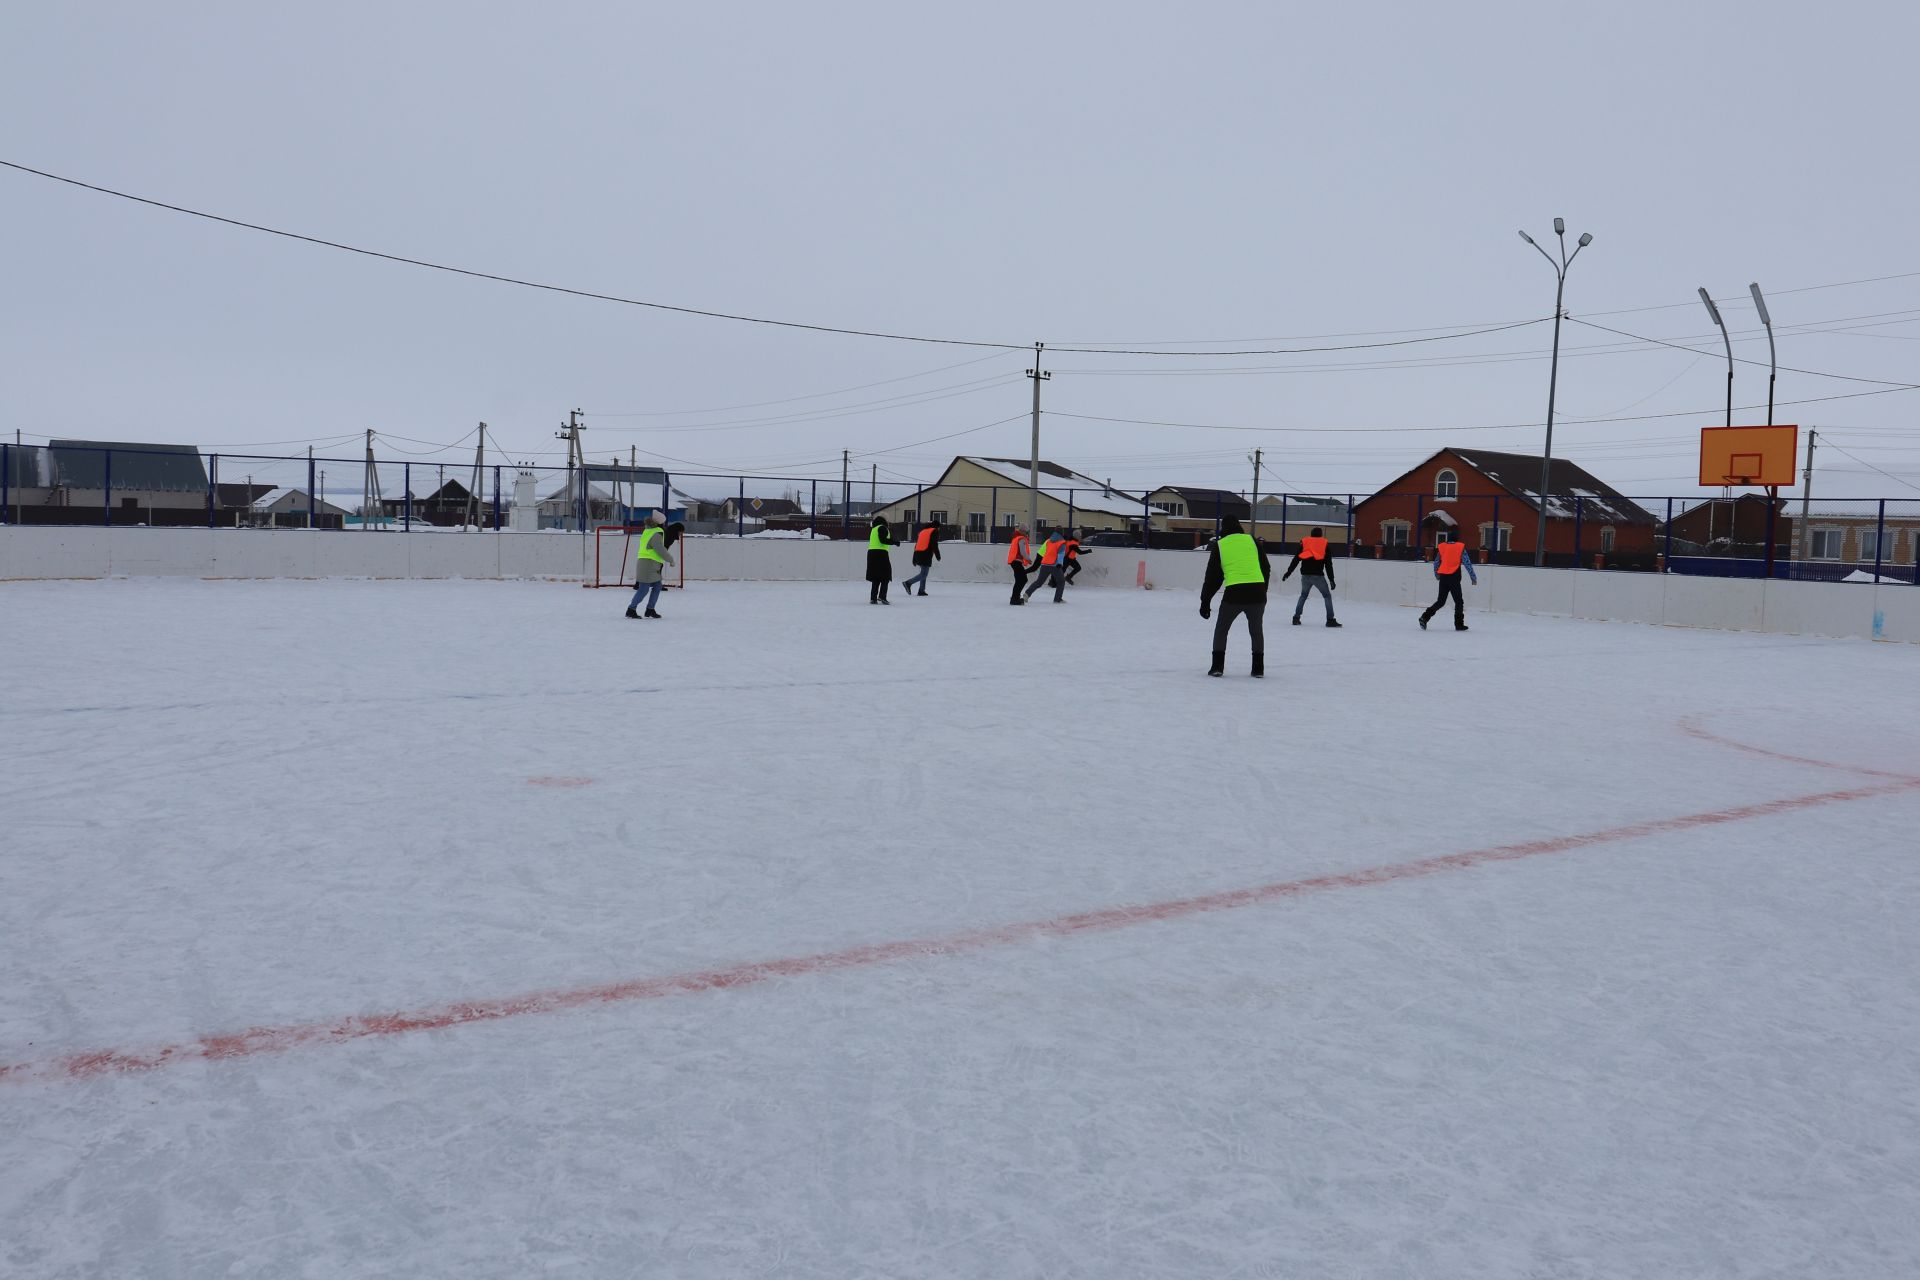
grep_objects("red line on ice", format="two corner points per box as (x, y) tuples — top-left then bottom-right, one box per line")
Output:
(5, 772), (1917, 1086)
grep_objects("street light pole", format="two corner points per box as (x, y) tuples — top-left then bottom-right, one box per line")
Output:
(1698, 287), (1735, 431)
(1519, 217), (1593, 566)
(1749, 283), (1776, 425)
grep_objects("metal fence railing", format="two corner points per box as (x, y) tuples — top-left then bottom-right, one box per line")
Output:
(2, 443), (1915, 584)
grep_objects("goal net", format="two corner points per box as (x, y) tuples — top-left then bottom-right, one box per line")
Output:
(587, 525), (688, 589)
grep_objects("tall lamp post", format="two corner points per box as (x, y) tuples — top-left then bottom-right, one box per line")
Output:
(1697, 287), (1735, 430)
(1519, 217), (1593, 566)
(1749, 283), (1776, 425)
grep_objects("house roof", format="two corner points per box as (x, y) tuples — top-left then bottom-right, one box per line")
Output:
(1153, 485), (1248, 506)
(1366, 448), (1656, 525)
(48, 440), (208, 492)
(955, 457), (1149, 519)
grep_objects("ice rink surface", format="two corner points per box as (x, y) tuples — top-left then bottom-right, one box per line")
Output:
(3, 575), (1919, 1278)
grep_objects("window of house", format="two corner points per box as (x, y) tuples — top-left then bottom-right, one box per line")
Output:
(930, 510), (947, 526)
(1383, 521), (1411, 547)
(1003, 513), (1017, 527)
(1435, 469), (1458, 501)
(1859, 528), (1882, 560)
(1477, 523), (1512, 551)
(967, 512), (986, 532)
(1810, 528), (1844, 559)
(1600, 526), (1616, 553)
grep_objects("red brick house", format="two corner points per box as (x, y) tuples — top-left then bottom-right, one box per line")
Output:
(1352, 448), (1658, 564)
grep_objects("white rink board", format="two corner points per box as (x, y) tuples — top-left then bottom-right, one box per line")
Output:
(3, 578), (1920, 1278)
(3, 525), (1918, 641)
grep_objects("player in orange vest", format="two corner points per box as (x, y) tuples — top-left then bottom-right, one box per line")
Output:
(1419, 533), (1478, 630)
(1062, 530), (1090, 586)
(1280, 526), (1340, 627)
(902, 520), (941, 596)
(1023, 531), (1070, 603)
(1005, 525), (1033, 605)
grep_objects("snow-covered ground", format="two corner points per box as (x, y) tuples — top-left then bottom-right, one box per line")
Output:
(3, 577), (1918, 1278)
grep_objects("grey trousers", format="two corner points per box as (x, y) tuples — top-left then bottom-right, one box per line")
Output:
(1292, 576), (1334, 620)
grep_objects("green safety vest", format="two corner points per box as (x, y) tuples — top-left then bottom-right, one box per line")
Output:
(1217, 532), (1264, 586)
(868, 524), (888, 550)
(636, 527), (666, 564)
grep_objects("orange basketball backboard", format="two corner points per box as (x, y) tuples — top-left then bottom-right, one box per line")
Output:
(1699, 425), (1798, 487)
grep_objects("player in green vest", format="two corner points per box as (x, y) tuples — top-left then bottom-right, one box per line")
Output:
(865, 515), (897, 604)
(625, 512), (676, 619)
(1198, 516), (1272, 677)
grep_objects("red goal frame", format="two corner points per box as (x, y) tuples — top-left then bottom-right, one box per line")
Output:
(586, 525), (687, 589)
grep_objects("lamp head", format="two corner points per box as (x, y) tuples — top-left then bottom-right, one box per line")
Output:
(1553, 217), (1566, 235)
(1749, 282), (1772, 325)
(1697, 287), (1725, 326)
(1577, 232), (1593, 247)
(1518, 230), (1536, 245)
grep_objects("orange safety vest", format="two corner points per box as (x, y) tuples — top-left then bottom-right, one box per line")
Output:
(1007, 534), (1029, 564)
(1040, 538), (1064, 566)
(1436, 541), (1467, 573)
(1300, 535), (1328, 560)
(915, 527), (936, 553)
(1061, 539), (1080, 560)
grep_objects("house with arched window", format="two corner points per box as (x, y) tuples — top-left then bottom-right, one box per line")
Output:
(1351, 448), (1658, 565)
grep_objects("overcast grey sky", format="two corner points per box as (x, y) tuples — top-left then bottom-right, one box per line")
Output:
(5, 0), (1918, 500)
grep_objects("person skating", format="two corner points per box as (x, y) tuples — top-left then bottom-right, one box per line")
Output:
(1418, 534), (1477, 630)
(1199, 516), (1271, 677)
(1062, 531), (1089, 586)
(865, 515), (897, 604)
(1005, 525), (1033, 605)
(1280, 526), (1340, 627)
(1023, 531), (1069, 603)
(624, 511), (675, 619)
(902, 520), (941, 596)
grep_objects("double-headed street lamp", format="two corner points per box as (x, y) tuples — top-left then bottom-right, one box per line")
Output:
(1518, 217), (1594, 566)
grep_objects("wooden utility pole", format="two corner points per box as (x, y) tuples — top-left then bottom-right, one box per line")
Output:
(1797, 429), (1818, 566)
(1026, 342), (1049, 536)
(1249, 448), (1263, 545)
(362, 428), (380, 530)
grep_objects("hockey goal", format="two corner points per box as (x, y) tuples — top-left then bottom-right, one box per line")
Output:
(587, 525), (687, 589)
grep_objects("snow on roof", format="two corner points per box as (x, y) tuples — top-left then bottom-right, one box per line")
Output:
(961, 457), (1148, 518)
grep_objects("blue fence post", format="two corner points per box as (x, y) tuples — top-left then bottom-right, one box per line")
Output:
(1067, 490), (1075, 532)
(736, 476), (745, 537)
(306, 453), (316, 528)
(1345, 494), (1354, 556)
(1875, 499), (1886, 583)
(492, 465), (502, 530)
(1, 443), (9, 524)
(810, 480), (818, 539)
(990, 484), (997, 537)
(1415, 493), (1424, 557)
(915, 486), (924, 528)
(1279, 494), (1288, 550)
(404, 463), (412, 532)
(1573, 497), (1583, 566)
(1665, 497), (1674, 571)
(1491, 495), (1501, 558)
(1141, 493), (1150, 547)
(1214, 492), (1222, 541)
(103, 447), (112, 527)
(208, 454), (218, 527)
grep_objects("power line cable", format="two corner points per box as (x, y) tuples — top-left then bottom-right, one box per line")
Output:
(580, 350), (1017, 416)
(1566, 318), (1920, 389)
(0, 159), (1555, 358)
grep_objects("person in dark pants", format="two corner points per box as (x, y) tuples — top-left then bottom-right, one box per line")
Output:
(1063, 532), (1089, 586)
(1280, 526), (1340, 627)
(1419, 534), (1478, 630)
(865, 515), (896, 604)
(1005, 525), (1032, 605)
(902, 521), (941, 596)
(1024, 532), (1069, 603)
(1199, 516), (1272, 677)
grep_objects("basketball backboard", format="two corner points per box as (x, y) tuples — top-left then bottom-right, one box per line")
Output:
(1699, 425), (1798, 488)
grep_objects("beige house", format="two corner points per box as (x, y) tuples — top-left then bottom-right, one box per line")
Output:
(1251, 495), (1352, 545)
(871, 457), (1164, 541)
